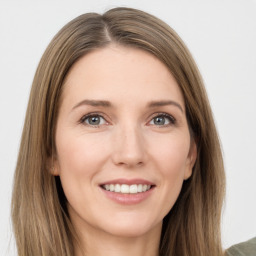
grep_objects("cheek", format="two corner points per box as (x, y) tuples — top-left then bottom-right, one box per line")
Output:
(54, 132), (110, 203)
(149, 132), (191, 175)
(55, 131), (110, 176)
(55, 131), (111, 210)
(148, 133), (190, 214)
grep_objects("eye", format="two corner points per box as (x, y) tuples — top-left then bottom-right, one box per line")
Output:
(149, 113), (175, 126)
(80, 114), (107, 127)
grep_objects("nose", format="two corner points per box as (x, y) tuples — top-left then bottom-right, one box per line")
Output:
(111, 125), (147, 168)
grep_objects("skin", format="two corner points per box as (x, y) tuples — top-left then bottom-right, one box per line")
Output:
(52, 45), (197, 256)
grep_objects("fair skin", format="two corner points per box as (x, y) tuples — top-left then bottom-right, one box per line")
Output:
(53, 45), (197, 256)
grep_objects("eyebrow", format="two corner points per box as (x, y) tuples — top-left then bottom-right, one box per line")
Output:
(147, 100), (184, 113)
(72, 99), (112, 110)
(72, 99), (183, 113)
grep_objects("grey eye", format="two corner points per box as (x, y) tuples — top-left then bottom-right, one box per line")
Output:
(83, 115), (107, 126)
(149, 114), (175, 126)
(87, 116), (101, 125)
(153, 116), (169, 125)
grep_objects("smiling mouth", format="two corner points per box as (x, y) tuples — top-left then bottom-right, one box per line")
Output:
(101, 184), (154, 194)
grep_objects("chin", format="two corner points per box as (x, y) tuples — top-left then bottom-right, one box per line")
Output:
(100, 216), (162, 238)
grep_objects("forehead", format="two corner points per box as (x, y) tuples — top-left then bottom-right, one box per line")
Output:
(61, 45), (184, 108)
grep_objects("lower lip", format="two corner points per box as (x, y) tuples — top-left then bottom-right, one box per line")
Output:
(100, 187), (155, 205)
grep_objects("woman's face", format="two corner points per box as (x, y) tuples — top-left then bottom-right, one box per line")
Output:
(53, 45), (196, 239)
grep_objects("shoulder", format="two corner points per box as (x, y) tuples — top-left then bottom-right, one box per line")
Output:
(225, 237), (256, 256)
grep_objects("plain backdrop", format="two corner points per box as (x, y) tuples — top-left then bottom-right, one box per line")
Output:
(0, 0), (255, 255)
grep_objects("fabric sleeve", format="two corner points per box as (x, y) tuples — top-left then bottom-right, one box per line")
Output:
(225, 237), (256, 256)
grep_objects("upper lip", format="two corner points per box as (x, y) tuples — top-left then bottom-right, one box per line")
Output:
(100, 179), (155, 186)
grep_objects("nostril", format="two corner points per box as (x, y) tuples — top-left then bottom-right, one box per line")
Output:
(115, 161), (143, 167)
(115, 160), (144, 167)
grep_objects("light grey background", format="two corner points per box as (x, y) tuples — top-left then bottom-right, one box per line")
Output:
(0, 0), (255, 255)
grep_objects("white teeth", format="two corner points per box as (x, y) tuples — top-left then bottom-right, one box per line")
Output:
(102, 184), (152, 194)
(121, 184), (129, 193)
(129, 184), (137, 194)
(142, 184), (147, 192)
(114, 184), (121, 192)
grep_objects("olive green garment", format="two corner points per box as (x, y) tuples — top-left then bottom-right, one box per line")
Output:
(225, 237), (256, 256)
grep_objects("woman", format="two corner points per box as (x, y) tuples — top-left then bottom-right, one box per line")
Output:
(11, 7), (225, 256)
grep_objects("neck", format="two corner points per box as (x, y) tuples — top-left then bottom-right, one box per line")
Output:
(73, 219), (162, 256)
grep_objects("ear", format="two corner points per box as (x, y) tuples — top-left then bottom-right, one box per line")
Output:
(47, 157), (60, 176)
(184, 139), (197, 180)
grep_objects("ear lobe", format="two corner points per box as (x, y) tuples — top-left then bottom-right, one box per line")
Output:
(184, 140), (197, 180)
(51, 165), (60, 176)
(47, 157), (60, 176)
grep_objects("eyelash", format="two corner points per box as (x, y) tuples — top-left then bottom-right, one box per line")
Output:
(149, 113), (176, 127)
(79, 112), (176, 128)
(79, 113), (108, 128)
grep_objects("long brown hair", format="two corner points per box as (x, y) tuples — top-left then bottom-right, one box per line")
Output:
(11, 7), (225, 256)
